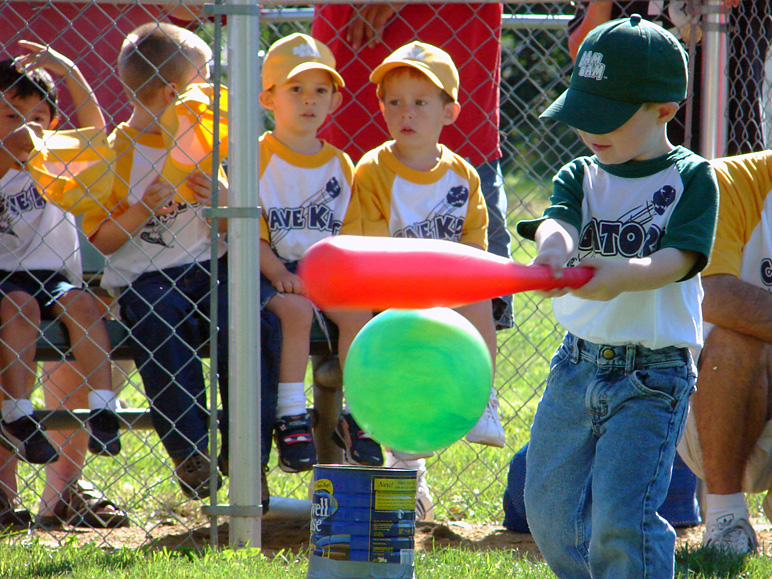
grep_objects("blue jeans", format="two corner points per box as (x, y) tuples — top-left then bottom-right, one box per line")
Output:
(119, 259), (231, 460)
(476, 159), (513, 330)
(524, 333), (695, 579)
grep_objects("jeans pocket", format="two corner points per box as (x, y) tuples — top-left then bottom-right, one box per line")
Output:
(549, 341), (571, 373)
(630, 365), (692, 405)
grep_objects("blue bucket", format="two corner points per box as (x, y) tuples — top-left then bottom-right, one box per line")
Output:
(307, 464), (417, 579)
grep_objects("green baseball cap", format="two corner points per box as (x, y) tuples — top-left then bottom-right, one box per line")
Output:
(541, 14), (688, 134)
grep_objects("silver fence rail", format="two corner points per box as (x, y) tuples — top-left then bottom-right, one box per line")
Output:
(0, 0), (766, 551)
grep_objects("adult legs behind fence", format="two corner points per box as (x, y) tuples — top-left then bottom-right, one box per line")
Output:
(476, 159), (513, 330)
(36, 361), (128, 529)
(680, 326), (768, 553)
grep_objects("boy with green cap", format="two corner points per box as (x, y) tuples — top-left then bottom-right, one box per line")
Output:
(517, 15), (718, 579)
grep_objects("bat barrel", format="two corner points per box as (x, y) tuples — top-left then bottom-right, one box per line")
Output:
(299, 236), (593, 310)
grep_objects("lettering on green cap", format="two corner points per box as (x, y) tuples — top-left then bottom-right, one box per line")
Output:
(577, 52), (605, 81)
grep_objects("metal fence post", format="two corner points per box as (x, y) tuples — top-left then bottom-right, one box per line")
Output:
(700, 0), (729, 159)
(227, 0), (262, 549)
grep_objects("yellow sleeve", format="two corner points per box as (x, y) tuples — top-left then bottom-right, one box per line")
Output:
(27, 127), (115, 215)
(260, 213), (271, 243)
(706, 152), (772, 278)
(160, 83), (229, 204)
(458, 163), (488, 250)
(337, 150), (362, 236)
(354, 151), (391, 237)
(81, 129), (132, 238)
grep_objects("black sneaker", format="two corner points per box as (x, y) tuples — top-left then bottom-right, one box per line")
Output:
(87, 409), (121, 456)
(332, 411), (383, 467)
(274, 412), (317, 473)
(0, 415), (59, 464)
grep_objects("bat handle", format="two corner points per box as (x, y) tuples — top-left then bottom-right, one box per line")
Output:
(559, 266), (594, 289)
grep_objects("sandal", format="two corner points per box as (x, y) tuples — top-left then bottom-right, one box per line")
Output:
(35, 480), (130, 529)
(0, 488), (31, 527)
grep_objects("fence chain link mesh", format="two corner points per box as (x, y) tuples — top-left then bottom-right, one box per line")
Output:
(0, 0), (767, 549)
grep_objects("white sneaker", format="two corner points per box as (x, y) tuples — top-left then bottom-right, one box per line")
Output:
(384, 450), (434, 522)
(703, 515), (758, 554)
(465, 388), (505, 447)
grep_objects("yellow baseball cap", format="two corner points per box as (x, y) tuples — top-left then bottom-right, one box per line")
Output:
(262, 33), (344, 91)
(370, 41), (459, 101)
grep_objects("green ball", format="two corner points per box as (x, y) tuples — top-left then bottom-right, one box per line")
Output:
(344, 308), (492, 454)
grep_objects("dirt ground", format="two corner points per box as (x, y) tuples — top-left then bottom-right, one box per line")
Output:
(24, 517), (772, 558)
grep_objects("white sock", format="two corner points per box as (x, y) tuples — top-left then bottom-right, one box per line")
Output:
(89, 390), (118, 411)
(276, 382), (307, 417)
(705, 493), (749, 528)
(2, 399), (33, 423)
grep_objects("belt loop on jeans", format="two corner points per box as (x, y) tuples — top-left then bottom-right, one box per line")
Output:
(569, 334), (580, 363)
(625, 344), (636, 374)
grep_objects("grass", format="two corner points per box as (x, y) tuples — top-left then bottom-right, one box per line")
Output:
(0, 540), (551, 578)
(1, 540), (772, 578)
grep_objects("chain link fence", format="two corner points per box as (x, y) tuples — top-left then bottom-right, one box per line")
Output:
(0, 0), (768, 550)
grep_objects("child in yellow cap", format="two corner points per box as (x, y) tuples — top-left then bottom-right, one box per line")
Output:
(258, 33), (378, 472)
(355, 41), (505, 518)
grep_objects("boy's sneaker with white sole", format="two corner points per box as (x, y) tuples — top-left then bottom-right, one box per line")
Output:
(274, 412), (317, 473)
(332, 411), (383, 467)
(702, 515), (758, 554)
(465, 389), (505, 447)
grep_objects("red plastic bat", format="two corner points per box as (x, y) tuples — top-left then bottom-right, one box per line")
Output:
(298, 236), (594, 310)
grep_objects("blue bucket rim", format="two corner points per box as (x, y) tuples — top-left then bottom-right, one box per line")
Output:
(313, 464), (418, 475)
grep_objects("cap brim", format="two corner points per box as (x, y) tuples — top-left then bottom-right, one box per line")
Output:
(540, 88), (642, 134)
(285, 62), (345, 88)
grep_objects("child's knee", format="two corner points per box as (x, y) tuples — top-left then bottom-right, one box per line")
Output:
(0, 293), (39, 325)
(268, 294), (314, 326)
(61, 292), (102, 324)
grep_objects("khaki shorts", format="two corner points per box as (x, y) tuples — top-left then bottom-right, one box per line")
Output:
(677, 404), (772, 494)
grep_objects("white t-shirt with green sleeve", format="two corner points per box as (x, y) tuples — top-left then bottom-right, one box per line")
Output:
(518, 146), (718, 351)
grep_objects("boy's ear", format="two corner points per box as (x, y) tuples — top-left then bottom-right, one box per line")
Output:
(259, 90), (275, 111)
(162, 83), (178, 106)
(443, 101), (461, 125)
(47, 117), (59, 130)
(658, 102), (679, 125)
(329, 90), (343, 114)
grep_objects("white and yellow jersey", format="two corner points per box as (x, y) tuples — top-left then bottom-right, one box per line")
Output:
(83, 123), (226, 289)
(354, 142), (488, 249)
(0, 168), (81, 283)
(709, 151), (772, 288)
(259, 132), (358, 263)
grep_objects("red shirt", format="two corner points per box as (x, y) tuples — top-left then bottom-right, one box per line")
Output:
(0, 3), (167, 129)
(312, 4), (502, 165)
